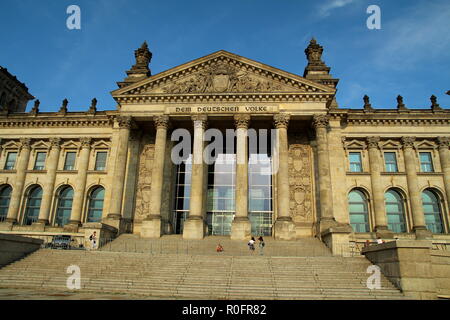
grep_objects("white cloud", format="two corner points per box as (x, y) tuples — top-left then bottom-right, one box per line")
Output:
(372, 1), (450, 69)
(318, 0), (357, 18)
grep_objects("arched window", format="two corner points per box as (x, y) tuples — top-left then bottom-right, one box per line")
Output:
(0, 185), (12, 222)
(385, 189), (407, 233)
(55, 186), (74, 227)
(24, 186), (43, 225)
(87, 187), (104, 223)
(422, 190), (444, 234)
(348, 189), (370, 232)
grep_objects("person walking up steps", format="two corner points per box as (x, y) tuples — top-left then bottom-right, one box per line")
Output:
(248, 237), (256, 254)
(258, 236), (265, 256)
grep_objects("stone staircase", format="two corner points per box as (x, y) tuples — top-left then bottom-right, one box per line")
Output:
(99, 234), (334, 257)
(0, 236), (406, 299)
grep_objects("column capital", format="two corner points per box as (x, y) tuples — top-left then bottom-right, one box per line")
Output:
(19, 138), (31, 150)
(312, 114), (329, 129)
(80, 137), (92, 148)
(401, 136), (416, 149)
(437, 136), (450, 150)
(192, 115), (208, 129)
(49, 137), (62, 149)
(274, 113), (290, 129)
(117, 115), (134, 129)
(154, 115), (170, 130)
(366, 136), (381, 149)
(234, 114), (251, 129)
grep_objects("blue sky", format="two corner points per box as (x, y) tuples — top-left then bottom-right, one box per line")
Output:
(0, 0), (449, 112)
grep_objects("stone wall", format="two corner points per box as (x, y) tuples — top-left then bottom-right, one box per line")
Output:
(431, 250), (450, 298)
(0, 234), (43, 268)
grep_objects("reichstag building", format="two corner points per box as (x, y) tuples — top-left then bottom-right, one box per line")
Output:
(0, 39), (449, 253)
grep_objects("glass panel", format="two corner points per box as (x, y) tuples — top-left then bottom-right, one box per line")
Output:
(384, 152), (398, 172)
(0, 186), (12, 220)
(422, 190), (444, 234)
(4, 152), (17, 170)
(34, 152), (46, 170)
(419, 153), (434, 172)
(95, 152), (108, 171)
(348, 190), (369, 232)
(385, 190), (406, 232)
(349, 153), (362, 172)
(64, 152), (76, 170)
(87, 187), (105, 222)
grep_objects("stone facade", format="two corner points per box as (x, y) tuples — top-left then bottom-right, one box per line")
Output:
(0, 66), (34, 113)
(0, 40), (449, 255)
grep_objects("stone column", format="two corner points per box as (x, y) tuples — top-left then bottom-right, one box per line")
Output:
(437, 137), (450, 222)
(107, 116), (132, 220)
(231, 114), (251, 240)
(183, 115), (207, 240)
(367, 136), (392, 237)
(273, 113), (296, 240)
(141, 115), (170, 238)
(312, 115), (338, 232)
(67, 137), (91, 228)
(37, 138), (61, 225)
(6, 138), (31, 223)
(402, 137), (431, 239)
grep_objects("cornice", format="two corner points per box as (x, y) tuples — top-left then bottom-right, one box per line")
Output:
(115, 92), (332, 105)
(0, 114), (114, 128)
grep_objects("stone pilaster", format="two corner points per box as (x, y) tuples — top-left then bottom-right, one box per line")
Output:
(67, 137), (91, 229)
(107, 116), (133, 220)
(367, 137), (392, 237)
(402, 137), (431, 239)
(141, 115), (170, 238)
(5, 138), (31, 223)
(273, 113), (296, 240)
(37, 138), (61, 225)
(183, 115), (207, 240)
(231, 114), (251, 240)
(437, 137), (450, 222)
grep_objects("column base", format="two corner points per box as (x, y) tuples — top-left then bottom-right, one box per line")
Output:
(274, 218), (296, 241)
(64, 221), (81, 233)
(413, 226), (433, 240)
(182, 218), (205, 240)
(30, 222), (46, 232)
(230, 217), (251, 240)
(0, 221), (14, 231)
(374, 226), (394, 239)
(140, 217), (162, 238)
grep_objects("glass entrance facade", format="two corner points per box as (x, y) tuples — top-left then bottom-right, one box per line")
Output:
(206, 153), (236, 235)
(172, 156), (192, 234)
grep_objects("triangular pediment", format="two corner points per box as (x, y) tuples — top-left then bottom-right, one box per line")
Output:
(61, 140), (80, 150)
(379, 140), (402, 150)
(415, 140), (437, 149)
(112, 50), (335, 101)
(343, 139), (367, 150)
(92, 140), (111, 149)
(31, 140), (50, 150)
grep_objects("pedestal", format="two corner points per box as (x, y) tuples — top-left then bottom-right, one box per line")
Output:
(140, 218), (162, 238)
(230, 218), (251, 240)
(274, 218), (296, 240)
(182, 218), (205, 240)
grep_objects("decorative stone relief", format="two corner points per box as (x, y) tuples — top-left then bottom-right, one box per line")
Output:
(134, 136), (155, 221)
(162, 61), (284, 94)
(288, 135), (313, 223)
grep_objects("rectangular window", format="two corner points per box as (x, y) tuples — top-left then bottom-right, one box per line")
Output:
(4, 152), (17, 170)
(34, 152), (47, 170)
(419, 152), (434, 172)
(64, 152), (76, 171)
(349, 152), (363, 172)
(94, 152), (107, 171)
(384, 152), (398, 172)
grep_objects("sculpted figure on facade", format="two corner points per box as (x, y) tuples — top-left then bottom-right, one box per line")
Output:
(163, 60), (283, 94)
(135, 138), (155, 220)
(288, 135), (313, 222)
